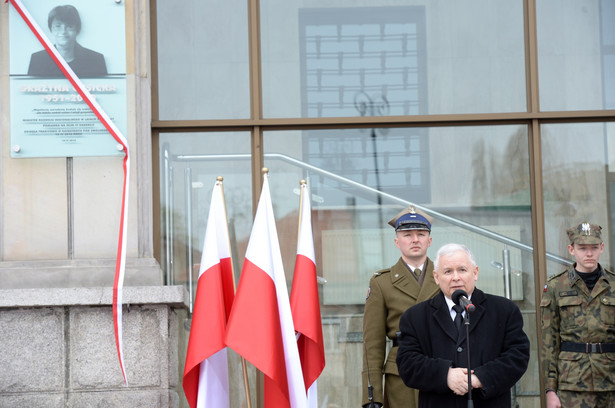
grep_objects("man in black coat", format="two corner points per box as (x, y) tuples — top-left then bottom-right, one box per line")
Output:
(396, 243), (530, 408)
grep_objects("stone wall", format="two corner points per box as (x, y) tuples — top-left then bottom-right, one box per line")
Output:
(0, 286), (187, 408)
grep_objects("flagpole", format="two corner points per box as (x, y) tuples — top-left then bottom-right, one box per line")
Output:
(297, 180), (307, 244)
(294, 180), (306, 344)
(218, 176), (235, 289)
(218, 176), (253, 408)
(258, 168), (269, 408)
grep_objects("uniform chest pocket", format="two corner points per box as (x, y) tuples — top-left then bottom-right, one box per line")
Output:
(558, 296), (584, 328)
(598, 296), (615, 326)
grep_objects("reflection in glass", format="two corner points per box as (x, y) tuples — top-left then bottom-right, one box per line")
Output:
(537, 0), (614, 111)
(542, 122), (614, 277)
(155, 0), (250, 120)
(299, 6), (426, 117)
(263, 125), (537, 406)
(262, 0), (526, 118)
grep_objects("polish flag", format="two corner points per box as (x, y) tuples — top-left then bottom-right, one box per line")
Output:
(226, 175), (307, 408)
(7, 0), (131, 383)
(183, 180), (235, 408)
(290, 182), (325, 408)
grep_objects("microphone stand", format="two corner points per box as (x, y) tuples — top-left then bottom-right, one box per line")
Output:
(463, 312), (473, 408)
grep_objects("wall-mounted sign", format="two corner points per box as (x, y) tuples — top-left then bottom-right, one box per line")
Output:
(9, 0), (127, 158)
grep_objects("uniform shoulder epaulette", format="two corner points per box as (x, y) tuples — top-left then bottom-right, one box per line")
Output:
(373, 268), (391, 277)
(547, 269), (568, 281)
(603, 267), (615, 277)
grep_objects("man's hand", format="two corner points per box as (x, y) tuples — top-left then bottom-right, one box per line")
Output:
(468, 371), (482, 389)
(546, 390), (561, 408)
(447, 367), (469, 395)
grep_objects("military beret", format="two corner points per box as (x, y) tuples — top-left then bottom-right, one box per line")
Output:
(388, 206), (433, 232)
(567, 222), (602, 245)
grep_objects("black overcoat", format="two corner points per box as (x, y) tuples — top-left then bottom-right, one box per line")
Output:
(396, 289), (530, 408)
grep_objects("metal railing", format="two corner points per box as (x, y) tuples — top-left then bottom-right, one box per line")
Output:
(161, 147), (573, 309)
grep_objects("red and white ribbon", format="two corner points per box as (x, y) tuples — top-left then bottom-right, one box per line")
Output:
(8, 0), (130, 384)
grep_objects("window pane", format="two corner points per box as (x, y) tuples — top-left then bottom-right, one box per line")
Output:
(158, 131), (252, 293)
(155, 0), (250, 120)
(264, 125), (538, 406)
(159, 132), (254, 407)
(542, 122), (615, 277)
(261, 0), (526, 118)
(601, 0), (615, 109)
(537, 0), (613, 111)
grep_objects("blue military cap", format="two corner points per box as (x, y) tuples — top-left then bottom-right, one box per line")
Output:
(388, 206), (432, 232)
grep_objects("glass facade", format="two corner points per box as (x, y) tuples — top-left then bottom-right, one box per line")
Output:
(264, 127), (537, 404)
(261, 0), (526, 118)
(537, 0), (615, 111)
(159, 126), (541, 406)
(152, 0), (615, 407)
(155, 0), (250, 120)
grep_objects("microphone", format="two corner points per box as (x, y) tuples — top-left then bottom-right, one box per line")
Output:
(452, 289), (476, 313)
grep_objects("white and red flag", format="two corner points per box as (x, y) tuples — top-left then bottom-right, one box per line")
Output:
(183, 179), (235, 408)
(226, 174), (307, 408)
(290, 181), (325, 408)
(7, 0), (131, 383)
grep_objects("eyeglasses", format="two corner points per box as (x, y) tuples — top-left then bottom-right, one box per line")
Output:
(51, 22), (77, 33)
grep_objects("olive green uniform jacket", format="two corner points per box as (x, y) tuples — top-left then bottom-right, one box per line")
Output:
(540, 263), (615, 392)
(362, 257), (440, 407)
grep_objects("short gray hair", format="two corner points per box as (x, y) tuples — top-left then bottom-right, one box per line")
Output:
(433, 243), (476, 270)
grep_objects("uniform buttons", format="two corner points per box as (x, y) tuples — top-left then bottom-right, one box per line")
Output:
(394, 274), (399, 278)
(457, 347), (463, 352)
(603, 298), (608, 304)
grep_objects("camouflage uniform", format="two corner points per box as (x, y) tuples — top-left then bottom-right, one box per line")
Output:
(540, 222), (615, 406)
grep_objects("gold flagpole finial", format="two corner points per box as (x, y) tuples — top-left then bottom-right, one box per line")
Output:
(216, 176), (223, 182)
(262, 167), (269, 174)
(300, 179), (307, 186)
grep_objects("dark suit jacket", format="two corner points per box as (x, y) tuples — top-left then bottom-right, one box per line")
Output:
(28, 43), (107, 77)
(396, 289), (530, 408)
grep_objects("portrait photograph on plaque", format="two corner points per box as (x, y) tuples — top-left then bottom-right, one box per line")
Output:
(9, 0), (127, 158)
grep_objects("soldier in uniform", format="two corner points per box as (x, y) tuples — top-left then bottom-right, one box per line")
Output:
(540, 222), (615, 408)
(361, 207), (440, 408)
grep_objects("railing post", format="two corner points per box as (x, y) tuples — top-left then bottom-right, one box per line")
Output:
(503, 248), (511, 300)
(184, 167), (193, 314)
